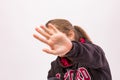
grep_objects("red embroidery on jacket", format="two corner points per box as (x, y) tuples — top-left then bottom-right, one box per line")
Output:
(56, 67), (91, 80)
(64, 70), (74, 80)
(56, 73), (61, 79)
(76, 67), (91, 80)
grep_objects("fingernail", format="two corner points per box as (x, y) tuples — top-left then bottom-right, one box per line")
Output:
(40, 25), (44, 28)
(35, 27), (40, 32)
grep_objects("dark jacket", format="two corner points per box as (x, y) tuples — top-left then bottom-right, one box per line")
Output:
(47, 41), (112, 80)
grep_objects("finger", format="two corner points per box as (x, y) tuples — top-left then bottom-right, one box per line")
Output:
(33, 34), (48, 45)
(35, 27), (50, 39)
(48, 23), (59, 32)
(41, 25), (53, 35)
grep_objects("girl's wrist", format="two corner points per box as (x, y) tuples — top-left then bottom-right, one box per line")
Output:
(58, 41), (73, 57)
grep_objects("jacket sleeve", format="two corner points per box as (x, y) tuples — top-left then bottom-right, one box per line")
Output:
(64, 41), (108, 68)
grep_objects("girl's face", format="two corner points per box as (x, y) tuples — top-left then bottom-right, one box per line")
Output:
(47, 24), (75, 41)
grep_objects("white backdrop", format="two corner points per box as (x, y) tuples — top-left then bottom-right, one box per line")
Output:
(0, 0), (120, 80)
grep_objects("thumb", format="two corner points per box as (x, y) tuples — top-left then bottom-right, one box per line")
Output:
(42, 48), (56, 55)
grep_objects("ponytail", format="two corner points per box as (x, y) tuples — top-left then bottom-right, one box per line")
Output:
(74, 25), (92, 43)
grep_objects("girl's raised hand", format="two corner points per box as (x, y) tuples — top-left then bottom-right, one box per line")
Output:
(33, 24), (72, 57)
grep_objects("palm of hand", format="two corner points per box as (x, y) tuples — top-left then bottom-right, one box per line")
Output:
(33, 24), (72, 56)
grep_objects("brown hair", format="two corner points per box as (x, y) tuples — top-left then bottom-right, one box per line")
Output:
(46, 19), (92, 43)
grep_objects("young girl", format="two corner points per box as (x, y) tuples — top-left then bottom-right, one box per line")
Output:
(33, 19), (112, 80)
